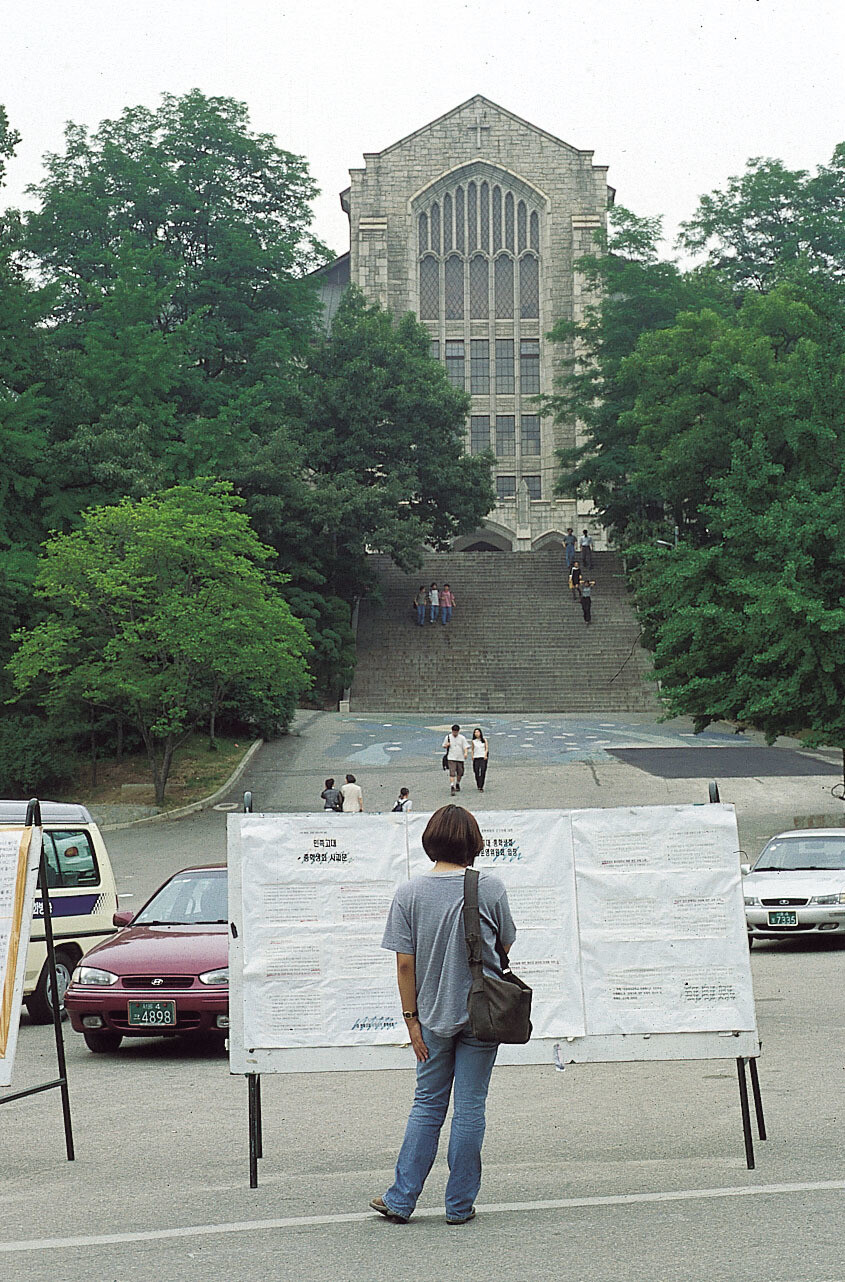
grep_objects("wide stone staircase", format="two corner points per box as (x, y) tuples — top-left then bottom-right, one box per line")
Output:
(350, 551), (660, 713)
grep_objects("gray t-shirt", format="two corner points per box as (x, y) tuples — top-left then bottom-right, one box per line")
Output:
(381, 870), (516, 1037)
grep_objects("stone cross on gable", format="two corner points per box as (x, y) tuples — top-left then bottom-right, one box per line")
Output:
(466, 111), (491, 149)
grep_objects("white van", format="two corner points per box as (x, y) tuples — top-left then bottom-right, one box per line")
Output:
(0, 801), (119, 1022)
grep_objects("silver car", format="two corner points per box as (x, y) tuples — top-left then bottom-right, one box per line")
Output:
(743, 829), (845, 942)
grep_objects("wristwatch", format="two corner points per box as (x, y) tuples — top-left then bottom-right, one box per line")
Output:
(403, 1009), (419, 1020)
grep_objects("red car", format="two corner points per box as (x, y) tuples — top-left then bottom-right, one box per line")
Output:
(65, 865), (229, 1052)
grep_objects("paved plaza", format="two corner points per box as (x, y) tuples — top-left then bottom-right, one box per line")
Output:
(2, 710), (845, 1281)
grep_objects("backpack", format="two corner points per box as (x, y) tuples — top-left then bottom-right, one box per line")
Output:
(391, 799), (404, 813)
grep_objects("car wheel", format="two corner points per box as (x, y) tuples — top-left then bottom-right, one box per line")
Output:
(83, 1028), (123, 1053)
(747, 935), (755, 949)
(25, 950), (74, 1024)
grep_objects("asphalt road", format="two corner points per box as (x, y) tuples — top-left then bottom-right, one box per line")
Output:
(2, 711), (844, 1281)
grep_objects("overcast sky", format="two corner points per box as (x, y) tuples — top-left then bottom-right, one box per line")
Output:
(3, 0), (844, 259)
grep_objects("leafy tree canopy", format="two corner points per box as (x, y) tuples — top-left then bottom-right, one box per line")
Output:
(8, 482), (312, 804)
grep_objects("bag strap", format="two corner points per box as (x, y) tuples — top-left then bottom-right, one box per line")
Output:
(463, 868), (512, 975)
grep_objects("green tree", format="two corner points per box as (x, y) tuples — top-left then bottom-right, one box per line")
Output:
(8, 483), (312, 805)
(545, 207), (730, 542)
(678, 146), (845, 290)
(293, 287), (495, 598)
(629, 273), (845, 763)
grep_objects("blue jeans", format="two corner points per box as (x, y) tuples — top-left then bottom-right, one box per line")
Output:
(416, 604), (426, 625)
(440, 605), (452, 625)
(429, 604), (438, 622)
(383, 1024), (498, 1221)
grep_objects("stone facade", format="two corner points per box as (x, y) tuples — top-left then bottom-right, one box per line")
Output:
(320, 95), (613, 551)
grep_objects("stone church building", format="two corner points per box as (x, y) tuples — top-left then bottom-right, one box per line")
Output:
(315, 95), (614, 552)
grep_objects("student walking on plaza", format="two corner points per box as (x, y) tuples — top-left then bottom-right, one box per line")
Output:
(439, 583), (456, 625)
(341, 773), (364, 811)
(580, 579), (595, 625)
(414, 586), (428, 627)
(470, 727), (489, 792)
(321, 777), (343, 811)
(428, 583), (440, 624)
(369, 805), (516, 1225)
(392, 787), (412, 812)
(441, 724), (469, 795)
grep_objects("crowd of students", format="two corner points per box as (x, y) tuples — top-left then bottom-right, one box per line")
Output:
(414, 582), (456, 626)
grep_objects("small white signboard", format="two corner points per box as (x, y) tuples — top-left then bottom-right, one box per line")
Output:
(0, 825), (43, 1088)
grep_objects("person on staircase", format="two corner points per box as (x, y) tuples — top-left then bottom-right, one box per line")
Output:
(580, 579), (595, 625)
(564, 528), (577, 570)
(439, 584), (455, 625)
(569, 560), (582, 601)
(471, 728), (489, 792)
(414, 586), (429, 627)
(429, 583), (440, 624)
(580, 529), (593, 569)
(441, 724), (469, 795)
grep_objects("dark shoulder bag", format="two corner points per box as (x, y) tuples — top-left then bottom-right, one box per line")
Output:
(463, 868), (532, 1044)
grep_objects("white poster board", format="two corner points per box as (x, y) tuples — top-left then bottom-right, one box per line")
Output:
(0, 825), (42, 1088)
(229, 805), (759, 1074)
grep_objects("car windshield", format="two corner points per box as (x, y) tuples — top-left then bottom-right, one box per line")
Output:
(754, 837), (845, 873)
(134, 871), (228, 925)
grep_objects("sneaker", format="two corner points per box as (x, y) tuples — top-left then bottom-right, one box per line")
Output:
(451, 785), (456, 795)
(455, 783), (460, 791)
(369, 1196), (409, 1224)
(446, 1207), (476, 1225)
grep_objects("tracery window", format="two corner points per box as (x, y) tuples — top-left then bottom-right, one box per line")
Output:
(469, 254), (489, 319)
(517, 201), (527, 253)
(530, 210), (539, 252)
(519, 255), (539, 319)
(480, 183), (490, 253)
(419, 255), (439, 320)
(443, 193), (453, 253)
(418, 212), (428, 254)
(505, 193), (514, 252)
(467, 182), (477, 252)
(430, 202), (441, 254)
(455, 187), (465, 252)
(494, 255), (514, 319)
(492, 186), (502, 252)
(444, 255), (464, 320)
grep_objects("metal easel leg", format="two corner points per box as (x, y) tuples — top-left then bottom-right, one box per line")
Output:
(248, 1073), (260, 1188)
(748, 1056), (767, 1141)
(39, 850), (74, 1162)
(736, 1057), (755, 1170)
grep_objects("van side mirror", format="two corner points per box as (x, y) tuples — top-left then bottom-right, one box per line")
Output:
(113, 909), (135, 927)
(740, 863), (751, 877)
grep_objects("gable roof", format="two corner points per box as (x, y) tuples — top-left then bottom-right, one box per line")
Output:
(363, 95), (596, 163)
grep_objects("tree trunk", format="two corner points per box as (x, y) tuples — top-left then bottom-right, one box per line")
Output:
(209, 701), (218, 752)
(152, 738), (176, 808)
(115, 716), (124, 765)
(90, 717), (97, 789)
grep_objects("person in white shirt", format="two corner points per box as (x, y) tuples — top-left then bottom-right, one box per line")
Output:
(341, 773), (364, 812)
(470, 727), (489, 792)
(441, 724), (469, 795)
(579, 529), (593, 569)
(428, 583), (440, 624)
(393, 787), (412, 812)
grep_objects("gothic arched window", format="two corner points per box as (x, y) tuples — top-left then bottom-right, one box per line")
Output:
(529, 210), (539, 253)
(455, 186), (465, 252)
(517, 201), (527, 254)
(430, 202), (441, 254)
(469, 254), (489, 319)
(418, 212), (428, 254)
(494, 254), (514, 319)
(419, 254), (439, 320)
(505, 193), (514, 252)
(467, 182), (477, 252)
(443, 193), (453, 253)
(480, 183), (490, 253)
(444, 254), (464, 320)
(492, 186), (502, 252)
(519, 254), (539, 319)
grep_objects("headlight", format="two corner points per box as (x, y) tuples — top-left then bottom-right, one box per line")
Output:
(199, 967), (229, 986)
(811, 894), (840, 905)
(71, 966), (118, 986)
(744, 896), (758, 907)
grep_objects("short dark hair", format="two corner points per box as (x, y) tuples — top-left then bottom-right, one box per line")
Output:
(422, 805), (484, 867)
(346, 773), (356, 784)
(399, 787), (409, 797)
(325, 778), (334, 788)
(451, 723), (460, 733)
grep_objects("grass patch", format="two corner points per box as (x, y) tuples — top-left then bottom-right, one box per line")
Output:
(61, 734), (253, 809)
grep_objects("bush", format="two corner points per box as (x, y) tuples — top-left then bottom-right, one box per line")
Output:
(0, 714), (76, 797)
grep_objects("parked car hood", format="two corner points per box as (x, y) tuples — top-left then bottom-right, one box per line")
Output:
(79, 923), (228, 975)
(745, 870), (845, 898)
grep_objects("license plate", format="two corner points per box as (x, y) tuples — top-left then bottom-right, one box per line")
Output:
(767, 910), (797, 926)
(127, 1000), (177, 1026)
